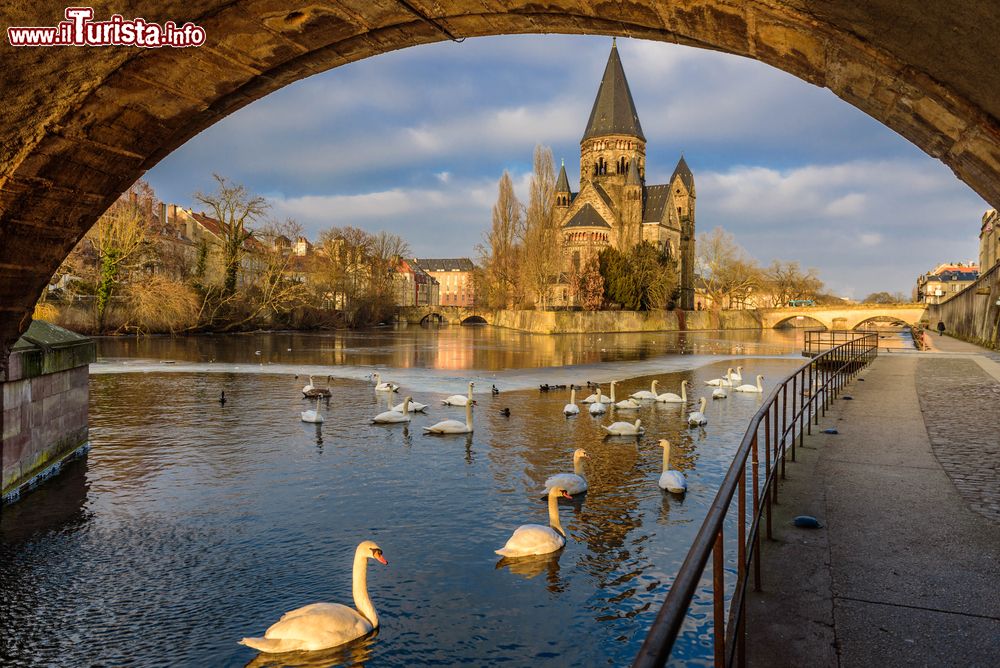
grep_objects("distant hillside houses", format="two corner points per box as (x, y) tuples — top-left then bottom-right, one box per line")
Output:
(916, 262), (979, 304)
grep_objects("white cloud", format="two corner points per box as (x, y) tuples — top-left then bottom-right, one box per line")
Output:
(858, 232), (882, 247)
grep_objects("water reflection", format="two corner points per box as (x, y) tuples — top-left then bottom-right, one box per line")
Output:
(245, 631), (378, 668)
(496, 551), (564, 588)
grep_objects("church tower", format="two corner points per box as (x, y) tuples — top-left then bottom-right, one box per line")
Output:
(670, 156), (696, 310)
(555, 159), (571, 209)
(579, 38), (646, 249)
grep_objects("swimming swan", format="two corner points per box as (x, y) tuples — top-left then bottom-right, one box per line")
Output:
(729, 366), (744, 382)
(611, 381), (641, 410)
(563, 387), (580, 415)
(588, 386), (608, 415)
(423, 401), (473, 434)
(602, 419), (644, 436)
(735, 375), (764, 393)
(581, 383), (611, 403)
(392, 398), (427, 413)
(372, 373), (399, 393)
(630, 380), (659, 401)
(706, 368), (734, 387)
(687, 397), (708, 426)
(712, 387), (728, 399)
(239, 541), (387, 653)
(443, 381), (475, 406)
(301, 397), (324, 423)
(496, 487), (572, 558)
(372, 397), (411, 424)
(656, 380), (688, 403)
(542, 449), (588, 496)
(657, 439), (687, 493)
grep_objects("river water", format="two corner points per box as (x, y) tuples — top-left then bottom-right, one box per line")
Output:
(2, 326), (813, 666)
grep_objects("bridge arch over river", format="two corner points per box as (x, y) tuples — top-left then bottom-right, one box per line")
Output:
(2, 2), (998, 356)
(759, 305), (929, 330)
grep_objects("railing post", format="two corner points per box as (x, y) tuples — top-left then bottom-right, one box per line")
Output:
(780, 384), (787, 479)
(713, 530), (726, 668)
(752, 432), (761, 591)
(764, 410), (773, 539)
(791, 372), (798, 462)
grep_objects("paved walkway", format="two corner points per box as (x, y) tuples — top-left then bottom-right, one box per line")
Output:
(745, 350), (1000, 667)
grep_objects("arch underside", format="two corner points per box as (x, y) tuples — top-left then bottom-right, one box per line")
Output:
(2, 1), (999, 355)
(773, 315), (828, 330)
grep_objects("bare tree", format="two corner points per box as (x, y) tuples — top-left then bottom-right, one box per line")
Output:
(477, 170), (524, 309)
(696, 227), (761, 309)
(195, 174), (269, 295)
(762, 260), (824, 306)
(521, 145), (558, 308)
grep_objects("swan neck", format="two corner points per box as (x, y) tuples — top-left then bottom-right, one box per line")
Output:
(610, 382), (616, 402)
(352, 549), (378, 628)
(681, 382), (686, 401)
(573, 456), (586, 477)
(758, 376), (763, 391)
(466, 401), (472, 428)
(662, 444), (671, 473)
(570, 387), (576, 404)
(548, 491), (565, 537)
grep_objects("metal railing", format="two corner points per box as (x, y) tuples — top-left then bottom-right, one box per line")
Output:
(803, 329), (875, 356)
(633, 332), (878, 668)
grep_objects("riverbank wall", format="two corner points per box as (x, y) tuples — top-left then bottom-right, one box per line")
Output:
(489, 308), (761, 334)
(2, 321), (94, 504)
(926, 261), (1000, 349)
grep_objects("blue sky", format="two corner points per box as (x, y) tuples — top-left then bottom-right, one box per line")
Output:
(145, 35), (987, 298)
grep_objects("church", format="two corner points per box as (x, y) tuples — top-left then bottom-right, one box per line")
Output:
(555, 40), (696, 310)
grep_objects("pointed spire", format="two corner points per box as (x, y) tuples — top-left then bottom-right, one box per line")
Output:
(556, 160), (571, 193)
(625, 156), (642, 186)
(670, 155), (694, 189)
(582, 41), (645, 142)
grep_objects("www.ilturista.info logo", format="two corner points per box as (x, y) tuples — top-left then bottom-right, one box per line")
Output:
(7, 7), (206, 47)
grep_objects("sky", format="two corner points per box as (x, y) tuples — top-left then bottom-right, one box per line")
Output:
(144, 35), (988, 299)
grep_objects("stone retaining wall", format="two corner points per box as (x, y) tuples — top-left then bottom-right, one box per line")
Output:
(926, 262), (1000, 349)
(490, 308), (761, 334)
(2, 321), (95, 502)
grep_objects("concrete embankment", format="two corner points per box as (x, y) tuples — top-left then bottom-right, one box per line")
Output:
(489, 308), (761, 334)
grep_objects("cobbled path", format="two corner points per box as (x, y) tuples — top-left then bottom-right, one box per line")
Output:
(916, 357), (1000, 522)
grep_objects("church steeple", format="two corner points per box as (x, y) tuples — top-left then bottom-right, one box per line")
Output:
(555, 159), (571, 208)
(582, 40), (645, 142)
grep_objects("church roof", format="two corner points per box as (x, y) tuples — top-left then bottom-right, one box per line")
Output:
(642, 184), (671, 223)
(564, 203), (612, 229)
(670, 155), (695, 189)
(593, 182), (615, 210)
(582, 41), (645, 142)
(556, 161), (570, 192)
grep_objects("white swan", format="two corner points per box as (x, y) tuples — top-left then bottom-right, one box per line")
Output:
(302, 375), (315, 396)
(706, 368), (734, 387)
(630, 380), (659, 401)
(372, 397), (411, 424)
(301, 397), (324, 423)
(239, 541), (387, 653)
(712, 387), (728, 400)
(423, 401), (473, 434)
(392, 398), (427, 413)
(372, 373), (399, 393)
(602, 418), (644, 436)
(657, 439), (687, 493)
(588, 390), (608, 415)
(563, 387), (580, 415)
(735, 375), (764, 393)
(656, 380), (688, 403)
(443, 381), (474, 406)
(581, 384), (611, 403)
(496, 487), (572, 558)
(611, 381), (641, 410)
(687, 397), (708, 426)
(730, 366), (744, 382)
(542, 449), (588, 496)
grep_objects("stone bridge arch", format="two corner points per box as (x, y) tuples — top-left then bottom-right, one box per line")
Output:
(2, 2), (998, 354)
(760, 306), (929, 330)
(771, 314), (831, 330)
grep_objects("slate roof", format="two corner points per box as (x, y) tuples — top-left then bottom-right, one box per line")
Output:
(564, 203), (612, 229)
(556, 162), (571, 192)
(670, 155), (695, 189)
(582, 41), (645, 142)
(642, 184), (671, 223)
(625, 156), (642, 186)
(593, 182), (615, 210)
(414, 258), (476, 272)
(926, 269), (979, 282)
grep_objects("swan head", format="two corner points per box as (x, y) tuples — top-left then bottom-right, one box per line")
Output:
(634, 419), (642, 429)
(652, 380), (658, 389)
(548, 487), (573, 500)
(757, 375), (764, 381)
(737, 366), (743, 373)
(358, 540), (388, 565)
(659, 438), (671, 449)
(573, 448), (589, 461)
(681, 380), (688, 388)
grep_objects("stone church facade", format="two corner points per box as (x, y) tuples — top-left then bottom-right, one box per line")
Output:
(555, 40), (696, 310)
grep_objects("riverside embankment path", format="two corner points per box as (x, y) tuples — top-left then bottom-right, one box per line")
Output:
(745, 336), (1000, 667)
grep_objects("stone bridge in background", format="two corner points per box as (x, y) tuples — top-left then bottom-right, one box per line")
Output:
(397, 305), (491, 325)
(758, 304), (929, 330)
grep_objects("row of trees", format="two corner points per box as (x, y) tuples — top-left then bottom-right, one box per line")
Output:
(43, 175), (410, 334)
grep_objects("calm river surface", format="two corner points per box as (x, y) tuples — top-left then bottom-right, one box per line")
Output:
(2, 326), (811, 667)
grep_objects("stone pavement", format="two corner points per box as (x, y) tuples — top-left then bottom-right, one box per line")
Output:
(745, 353), (1000, 667)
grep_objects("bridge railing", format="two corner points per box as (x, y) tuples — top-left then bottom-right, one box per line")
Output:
(632, 332), (878, 668)
(803, 329), (876, 356)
